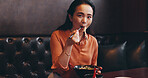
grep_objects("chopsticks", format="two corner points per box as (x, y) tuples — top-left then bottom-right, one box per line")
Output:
(93, 67), (96, 78)
(69, 27), (81, 39)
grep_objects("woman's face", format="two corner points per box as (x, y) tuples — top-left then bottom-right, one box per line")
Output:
(69, 4), (93, 31)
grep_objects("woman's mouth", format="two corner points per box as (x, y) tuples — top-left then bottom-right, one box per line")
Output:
(80, 26), (86, 32)
(80, 26), (85, 29)
(80, 26), (84, 28)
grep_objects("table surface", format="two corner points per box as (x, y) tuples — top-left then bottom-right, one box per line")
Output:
(102, 67), (148, 78)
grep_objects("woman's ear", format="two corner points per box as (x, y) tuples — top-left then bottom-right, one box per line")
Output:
(68, 14), (73, 22)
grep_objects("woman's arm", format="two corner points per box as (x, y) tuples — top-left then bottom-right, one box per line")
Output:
(58, 38), (74, 68)
(50, 30), (80, 70)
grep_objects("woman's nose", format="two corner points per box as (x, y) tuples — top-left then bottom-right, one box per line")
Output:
(82, 17), (87, 24)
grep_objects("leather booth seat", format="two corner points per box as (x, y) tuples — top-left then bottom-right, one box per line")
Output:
(0, 33), (148, 77)
(96, 33), (148, 73)
(0, 37), (52, 78)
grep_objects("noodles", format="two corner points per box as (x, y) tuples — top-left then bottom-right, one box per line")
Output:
(79, 66), (94, 70)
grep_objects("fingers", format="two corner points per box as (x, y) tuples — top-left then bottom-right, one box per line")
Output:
(71, 30), (80, 43)
(69, 30), (77, 39)
(68, 30), (80, 43)
(69, 28), (80, 39)
(97, 70), (101, 74)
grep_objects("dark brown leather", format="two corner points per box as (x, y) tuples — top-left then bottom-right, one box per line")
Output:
(0, 33), (148, 77)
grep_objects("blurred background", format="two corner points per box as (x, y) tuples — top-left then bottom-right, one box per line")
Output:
(0, 0), (147, 36)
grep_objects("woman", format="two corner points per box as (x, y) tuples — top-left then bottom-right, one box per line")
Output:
(49, 0), (98, 78)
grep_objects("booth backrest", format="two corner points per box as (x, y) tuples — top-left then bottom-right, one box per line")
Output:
(0, 37), (52, 78)
(0, 33), (148, 77)
(96, 33), (148, 73)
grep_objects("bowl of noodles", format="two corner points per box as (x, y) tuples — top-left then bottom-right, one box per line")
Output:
(73, 65), (103, 78)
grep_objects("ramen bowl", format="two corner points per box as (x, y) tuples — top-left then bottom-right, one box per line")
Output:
(73, 65), (103, 78)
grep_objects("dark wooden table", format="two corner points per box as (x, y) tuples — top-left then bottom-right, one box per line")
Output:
(102, 67), (148, 78)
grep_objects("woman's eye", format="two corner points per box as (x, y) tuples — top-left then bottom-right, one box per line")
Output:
(77, 15), (82, 17)
(88, 16), (92, 19)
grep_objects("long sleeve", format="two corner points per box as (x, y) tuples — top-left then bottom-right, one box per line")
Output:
(50, 31), (69, 75)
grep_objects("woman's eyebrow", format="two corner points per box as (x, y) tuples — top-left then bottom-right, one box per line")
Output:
(77, 12), (84, 15)
(77, 12), (92, 16)
(87, 14), (92, 16)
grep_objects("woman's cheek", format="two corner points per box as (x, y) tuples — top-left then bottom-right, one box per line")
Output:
(88, 20), (92, 26)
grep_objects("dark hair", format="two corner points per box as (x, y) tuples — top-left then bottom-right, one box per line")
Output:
(57, 0), (95, 34)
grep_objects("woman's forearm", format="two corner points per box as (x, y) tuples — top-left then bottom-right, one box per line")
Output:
(58, 38), (74, 68)
(57, 29), (81, 68)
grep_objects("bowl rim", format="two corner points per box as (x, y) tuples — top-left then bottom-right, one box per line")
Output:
(73, 65), (102, 70)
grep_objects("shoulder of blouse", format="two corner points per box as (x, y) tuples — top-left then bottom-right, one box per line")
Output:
(88, 34), (98, 47)
(51, 30), (70, 38)
(51, 30), (63, 38)
(88, 34), (98, 43)
(51, 30), (60, 36)
(51, 30), (69, 36)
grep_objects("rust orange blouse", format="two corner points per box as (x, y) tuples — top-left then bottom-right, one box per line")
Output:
(50, 30), (98, 78)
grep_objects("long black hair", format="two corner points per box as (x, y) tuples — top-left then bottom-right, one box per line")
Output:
(57, 0), (95, 34)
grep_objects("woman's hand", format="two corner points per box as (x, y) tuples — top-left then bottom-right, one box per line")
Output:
(66, 29), (80, 45)
(70, 30), (80, 43)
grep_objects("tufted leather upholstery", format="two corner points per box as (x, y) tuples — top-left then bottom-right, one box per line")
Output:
(0, 37), (52, 78)
(0, 33), (148, 77)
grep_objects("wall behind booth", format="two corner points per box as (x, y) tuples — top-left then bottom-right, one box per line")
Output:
(0, 0), (72, 36)
(0, 0), (147, 36)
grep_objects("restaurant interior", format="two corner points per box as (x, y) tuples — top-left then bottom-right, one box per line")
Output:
(0, 0), (147, 78)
